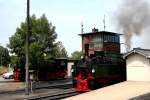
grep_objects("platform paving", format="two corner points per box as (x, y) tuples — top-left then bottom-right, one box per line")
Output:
(65, 81), (150, 100)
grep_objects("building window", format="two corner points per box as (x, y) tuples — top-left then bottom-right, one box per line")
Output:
(89, 43), (94, 49)
(115, 36), (119, 43)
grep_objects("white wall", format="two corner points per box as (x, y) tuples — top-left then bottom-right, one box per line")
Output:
(127, 53), (150, 81)
(67, 62), (74, 77)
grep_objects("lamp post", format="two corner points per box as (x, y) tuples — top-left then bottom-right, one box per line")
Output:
(25, 0), (30, 95)
(1, 55), (2, 67)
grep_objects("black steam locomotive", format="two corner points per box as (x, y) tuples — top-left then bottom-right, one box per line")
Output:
(13, 58), (67, 81)
(72, 30), (126, 91)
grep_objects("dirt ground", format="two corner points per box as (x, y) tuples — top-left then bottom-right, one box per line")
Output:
(64, 81), (150, 100)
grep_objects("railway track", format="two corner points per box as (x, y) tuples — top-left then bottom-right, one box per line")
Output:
(36, 83), (72, 90)
(27, 89), (80, 100)
(0, 79), (72, 94)
(0, 83), (72, 95)
(0, 79), (80, 100)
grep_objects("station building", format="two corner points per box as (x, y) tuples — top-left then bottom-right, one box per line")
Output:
(124, 48), (150, 81)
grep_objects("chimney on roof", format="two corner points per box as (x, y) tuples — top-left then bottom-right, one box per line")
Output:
(92, 28), (98, 33)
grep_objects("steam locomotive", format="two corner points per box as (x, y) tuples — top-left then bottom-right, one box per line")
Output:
(72, 30), (126, 91)
(38, 58), (68, 80)
(13, 58), (67, 81)
(72, 51), (126, 91)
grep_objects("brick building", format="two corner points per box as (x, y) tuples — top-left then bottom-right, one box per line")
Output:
(79, 28), (121, 55)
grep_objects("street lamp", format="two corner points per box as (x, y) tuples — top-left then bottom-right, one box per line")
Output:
(1, 54), (2, 66)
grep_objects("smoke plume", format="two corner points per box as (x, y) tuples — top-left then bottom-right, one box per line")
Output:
(116, 0), (150, 51)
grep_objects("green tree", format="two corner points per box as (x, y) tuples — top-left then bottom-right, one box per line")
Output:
(54, 41), (68, 58)
(8, 14), (64, 69)
(70, 51), (83, 60)
(0, 46), (10, 66)
(10, 55), (19, 66)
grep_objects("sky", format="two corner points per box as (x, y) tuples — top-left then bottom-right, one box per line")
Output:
(0, 0), (140, 55)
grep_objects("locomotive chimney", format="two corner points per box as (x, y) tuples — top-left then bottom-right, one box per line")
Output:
(92, 28), (98, 33)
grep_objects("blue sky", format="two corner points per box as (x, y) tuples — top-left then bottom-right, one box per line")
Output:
(0, 0), (138, 55)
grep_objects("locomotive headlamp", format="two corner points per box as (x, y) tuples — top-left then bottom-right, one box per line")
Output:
(92, 69), (95, 73)
(71, 69), (74, 73)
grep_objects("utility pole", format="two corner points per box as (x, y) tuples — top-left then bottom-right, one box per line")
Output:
(25, 0), (30, 95)
(1, 55), (3, 66)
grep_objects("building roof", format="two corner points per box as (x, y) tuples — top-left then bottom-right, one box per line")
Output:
(123, 48), (150, 59)
(78, 31), (123, 36)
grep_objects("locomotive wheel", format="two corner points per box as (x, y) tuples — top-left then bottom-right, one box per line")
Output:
(73, 79), (78, 87)
(93, 80), (102, 89)
(88, 80), (95, 89)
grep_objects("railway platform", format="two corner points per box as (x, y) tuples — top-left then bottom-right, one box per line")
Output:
(65, 81), (150, 100)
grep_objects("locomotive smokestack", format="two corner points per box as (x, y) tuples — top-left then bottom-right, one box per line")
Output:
(92, 28), (98, 33)
(115, 0), (150, 51)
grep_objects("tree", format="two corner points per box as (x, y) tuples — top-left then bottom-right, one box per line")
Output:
(54, 41), (68, 58)
(70, 51), (83, 60)
(8, 14), (66, 69)
(10, 55), (19, 66)
(0, 46), (10, 66)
